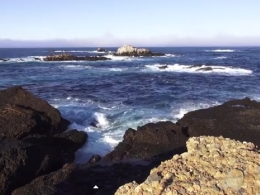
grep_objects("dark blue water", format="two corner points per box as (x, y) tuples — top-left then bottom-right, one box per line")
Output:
(1, 47), (259, 162)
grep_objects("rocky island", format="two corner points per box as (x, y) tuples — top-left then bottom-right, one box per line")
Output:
(0, 87), (260, 195)
(114, 45), (165, 57)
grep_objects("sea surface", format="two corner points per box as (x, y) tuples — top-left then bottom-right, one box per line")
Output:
(0, 47), (260, 163)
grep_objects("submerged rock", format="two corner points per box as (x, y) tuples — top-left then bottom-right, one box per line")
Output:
(116, 136), (260, 195)
(0, 86), (70, 139)
(114, 45), (164, 57)
(43, 54), (111, 61)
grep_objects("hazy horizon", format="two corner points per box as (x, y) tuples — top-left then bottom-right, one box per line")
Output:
(1, 0), (260, 48)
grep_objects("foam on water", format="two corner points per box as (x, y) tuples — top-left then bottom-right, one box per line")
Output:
(214, 56), (228, 59)
(58, 64), (92, 70)
(0, 56), (45, 63)
(144, 64), (252, 76)
(205, 49), (236, 52)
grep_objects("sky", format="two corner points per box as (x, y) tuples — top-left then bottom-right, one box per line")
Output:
(0, 0), (260, 47)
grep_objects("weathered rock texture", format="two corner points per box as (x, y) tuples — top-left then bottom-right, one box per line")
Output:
(43, 54), (110, 61)
(103, 122), (188, 162)
(116, 136), (260, 195)
(114, 45), (164, 56)
(0, 86), (70, 138)
(177, 97), (260, 147)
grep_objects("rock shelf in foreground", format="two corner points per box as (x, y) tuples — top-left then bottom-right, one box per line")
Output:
(116, 136), (260, 195)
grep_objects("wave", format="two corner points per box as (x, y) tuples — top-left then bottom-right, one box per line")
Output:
(214, 56), (227, 59)
(144, 64), (252, 76)
(108, 68), (126, 72)
(0, 56), (45, 63)
(58, 64), (92, 70)
(205, 49), (235, 52)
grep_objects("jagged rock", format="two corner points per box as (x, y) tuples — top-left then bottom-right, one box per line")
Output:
(115, 136), (260, 195)
(97, 48), (106, 52)
(177, 97), (260, 147)
(196, 67), (214, 71)
(0, 130), (87, 195)
(43, 54), (111, 61)
(103, 121), (188, 162)
(0, 86), (70, 139)
(158, 65), (168, 69)
(11, 164), (77, 195)
(114, 45), (164, 57)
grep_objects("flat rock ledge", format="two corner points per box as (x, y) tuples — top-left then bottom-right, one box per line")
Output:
(115, 136), (260, 195)
(43, 54), (111, 61)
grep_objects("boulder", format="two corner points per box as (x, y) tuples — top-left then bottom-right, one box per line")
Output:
(103, 121), (188, 162)
(43, 54), (111, 61)
(114, 45), (164, 57)
(0, 86), (70, 139)
(0, 130), (87, 195)
(116, 136), (260, 195)
(177, 97), (260, 147)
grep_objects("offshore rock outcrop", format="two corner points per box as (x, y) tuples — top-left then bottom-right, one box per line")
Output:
(43, 53), (111, 61)
(114, 45), (164, 57)
(116, 136), (260, 195)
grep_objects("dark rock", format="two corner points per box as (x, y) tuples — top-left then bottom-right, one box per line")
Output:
(158, 65), (168, 69)
(43, 54), (111, 61)
(87, 155), (102, 164)
(0, 58), (8, 62)
(11, 164), (77, 195)
(0, 86), (70, 139)
(34, 57), (42, 61)
(177, 97), (260, 147)
(97, 48), (106, 52)
(103, 121), (188, 162)
(0, 129), (87, 195)
(196, 67), (213, 71)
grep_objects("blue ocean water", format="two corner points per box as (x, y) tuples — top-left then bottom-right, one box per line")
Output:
(0, 47), (260, 163)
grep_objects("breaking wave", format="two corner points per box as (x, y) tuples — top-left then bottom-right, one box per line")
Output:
(144, 64), (252, 76)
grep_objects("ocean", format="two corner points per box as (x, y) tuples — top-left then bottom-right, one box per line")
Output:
(0, 47), (259, 163)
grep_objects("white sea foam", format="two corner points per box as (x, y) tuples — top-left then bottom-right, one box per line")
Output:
(108, 68), (125, 72)
(205, 49), (235, 52)
(0, 56), (46, 63)
(214, 56), (228, 59)
(92, 112), (109, 128)
(173, 102), (220, 120)
(58, 64), (92, 70)
(144, 64), (252, 76)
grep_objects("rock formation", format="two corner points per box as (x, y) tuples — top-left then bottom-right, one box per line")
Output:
(114, 45), (164, 57)
(177, 97), (260, 147)
(116, 136), (260, 195)
(97, 48), (106, 52)
(0, 87), (87, 195)
(43, 54), (111, 61)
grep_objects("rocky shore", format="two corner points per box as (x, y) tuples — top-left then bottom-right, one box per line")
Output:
(1, 86), (260, 195)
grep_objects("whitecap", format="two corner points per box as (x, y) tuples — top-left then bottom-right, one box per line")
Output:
(58, 64), (92, 70)
(108, 68), (125, 72)
(144, 64), (252, 76)
(214, 56), (227, 59)
(205, 49), (235, 52)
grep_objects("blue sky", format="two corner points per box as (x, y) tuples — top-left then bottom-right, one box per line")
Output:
(0, 0), (260, 47)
